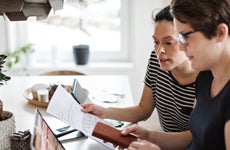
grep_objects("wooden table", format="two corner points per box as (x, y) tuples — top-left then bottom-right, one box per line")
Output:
(0, 75), (134, 150)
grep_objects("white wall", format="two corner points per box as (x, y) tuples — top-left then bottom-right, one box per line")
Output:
(129, 0), (165, 103)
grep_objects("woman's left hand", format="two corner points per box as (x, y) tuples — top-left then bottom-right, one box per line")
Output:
(127, 139), (161, 150)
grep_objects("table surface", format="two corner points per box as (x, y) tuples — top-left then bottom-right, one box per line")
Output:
(0, 75), (134, 150)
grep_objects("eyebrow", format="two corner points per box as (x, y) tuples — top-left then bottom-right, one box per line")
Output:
(152, 35), (176, 40)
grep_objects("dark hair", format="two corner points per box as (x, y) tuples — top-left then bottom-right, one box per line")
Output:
(170, 0), (230, 39)
(152, 5), (173, 22)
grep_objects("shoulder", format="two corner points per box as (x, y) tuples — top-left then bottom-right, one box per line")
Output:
(148, 51), (159, 65)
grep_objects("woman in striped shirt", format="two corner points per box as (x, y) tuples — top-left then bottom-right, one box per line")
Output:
(81, 5), (199, 132)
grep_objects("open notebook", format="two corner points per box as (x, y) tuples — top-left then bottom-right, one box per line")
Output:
(31, 109), (65, 150)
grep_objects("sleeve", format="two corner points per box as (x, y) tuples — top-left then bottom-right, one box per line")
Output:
(144, 59), (152, 88)
(144, 50), (160, 88)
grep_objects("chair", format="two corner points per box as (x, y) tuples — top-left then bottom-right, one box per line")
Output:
(40, 70), (85, 76)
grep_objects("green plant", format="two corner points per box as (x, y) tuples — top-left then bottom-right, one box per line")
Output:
(0, 55), (14, 149)
(6, 43), (35, 68)
(0, 54), (11, 86)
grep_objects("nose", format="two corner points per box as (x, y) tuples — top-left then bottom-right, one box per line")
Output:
(155, 45), (166, 54)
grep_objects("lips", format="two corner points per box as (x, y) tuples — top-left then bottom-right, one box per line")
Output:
(159, 58), (169, 63)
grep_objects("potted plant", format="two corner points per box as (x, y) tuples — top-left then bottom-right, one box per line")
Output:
(6, 43), (35, 69)
(0, 54), (16, 149)
(0, 55), (11, 85)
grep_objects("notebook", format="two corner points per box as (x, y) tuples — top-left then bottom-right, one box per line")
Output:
(92, 121), (137, 148)
(31, 109), (65, 150)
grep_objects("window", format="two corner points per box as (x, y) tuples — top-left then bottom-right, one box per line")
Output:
(1, 0), (130, 67)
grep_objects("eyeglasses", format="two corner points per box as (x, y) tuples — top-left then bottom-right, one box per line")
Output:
(177, 31), (197, 46)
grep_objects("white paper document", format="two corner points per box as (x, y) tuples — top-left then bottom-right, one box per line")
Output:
(47, 85), (101, 136)
(46, 85), (114, 149)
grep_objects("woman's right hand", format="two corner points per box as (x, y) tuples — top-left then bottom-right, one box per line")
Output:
(118, 124), (161, 150)
(121, 124), (149, 140)
(81, 103), (107, 118)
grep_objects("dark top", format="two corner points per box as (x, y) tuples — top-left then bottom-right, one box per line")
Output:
(187, 70), (230, 150)
(144, 50), (195, 132)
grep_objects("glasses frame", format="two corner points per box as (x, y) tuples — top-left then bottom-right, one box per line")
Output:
(177, 31), (197, 46)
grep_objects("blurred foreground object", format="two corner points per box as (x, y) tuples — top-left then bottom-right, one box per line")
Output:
(0, 0), (64, 21)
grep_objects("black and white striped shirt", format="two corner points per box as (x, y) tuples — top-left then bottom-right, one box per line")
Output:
(144, 51), (195, 132)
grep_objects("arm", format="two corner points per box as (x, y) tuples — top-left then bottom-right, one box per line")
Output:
(81, 85), (155, 122)
(122, 124), (192, 150)
(225, 120), (230, 150)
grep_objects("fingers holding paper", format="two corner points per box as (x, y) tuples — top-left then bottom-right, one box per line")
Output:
(81, 103), (107, 119)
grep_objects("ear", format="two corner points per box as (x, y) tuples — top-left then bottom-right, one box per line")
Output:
(216, 23), (228, 42)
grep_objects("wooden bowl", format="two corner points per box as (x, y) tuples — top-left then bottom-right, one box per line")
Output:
(23, 85), (72, 108)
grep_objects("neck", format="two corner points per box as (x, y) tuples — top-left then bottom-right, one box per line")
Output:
(171, 59), (199, 85)
(210, 52), (230, 97)
(211, 70), (230, 97)
(211, 49), (230, 81)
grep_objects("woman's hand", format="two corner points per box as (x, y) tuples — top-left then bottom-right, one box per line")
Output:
(127, 139), (161, 150)
(115, 140), (161, 150)
(81, 103), (107, 118)
(121, 124), (149, 140)
(117, 124), (161, 150)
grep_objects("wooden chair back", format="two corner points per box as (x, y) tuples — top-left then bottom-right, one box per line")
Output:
(40, 70), (85, 76)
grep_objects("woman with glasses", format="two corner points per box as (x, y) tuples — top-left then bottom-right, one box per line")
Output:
(120, 0), (230, 150)
(82, 6), (198, 132)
